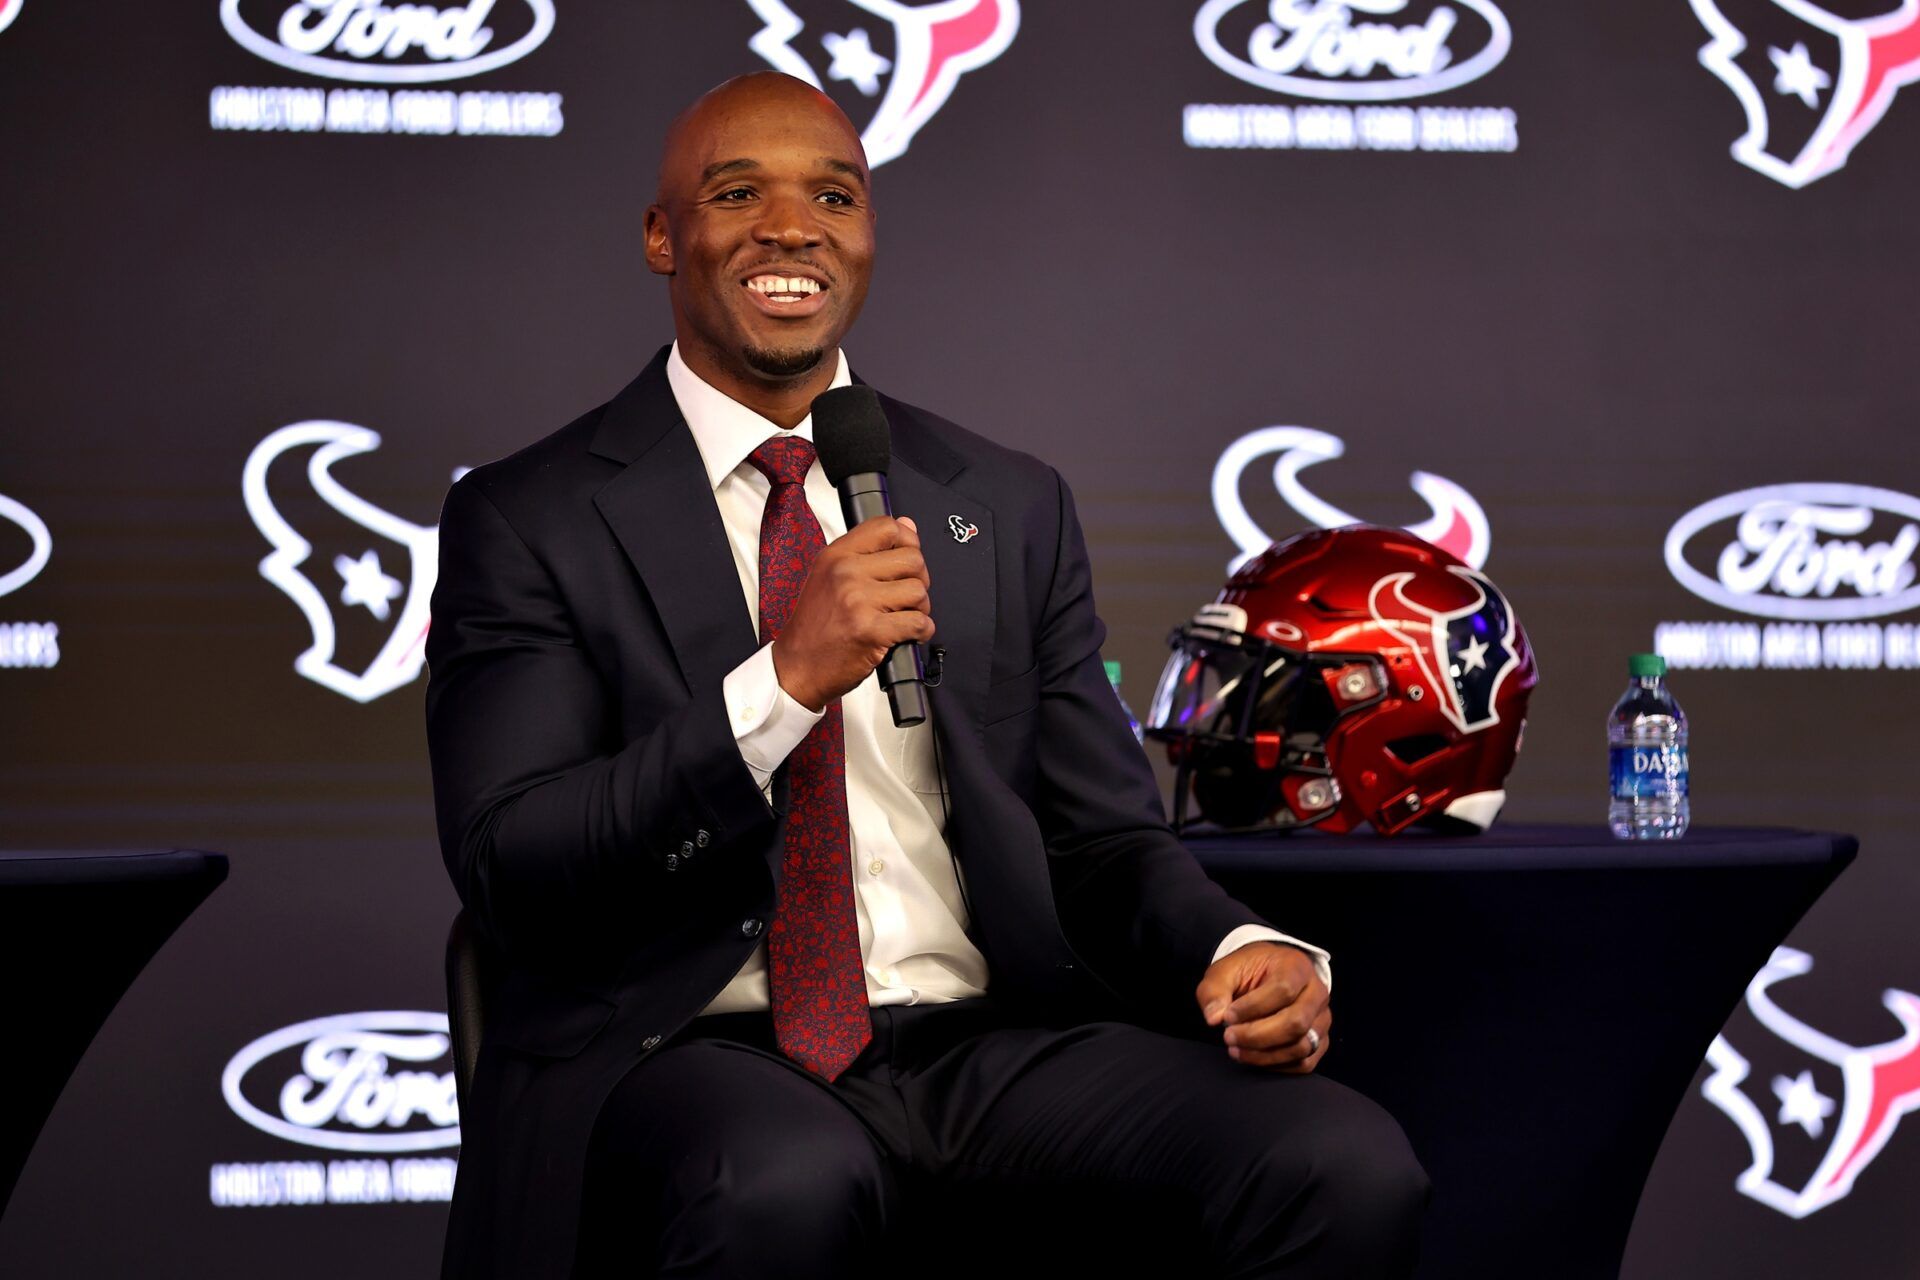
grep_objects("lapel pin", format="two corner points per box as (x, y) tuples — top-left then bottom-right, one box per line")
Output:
(948, 515), (980, 544)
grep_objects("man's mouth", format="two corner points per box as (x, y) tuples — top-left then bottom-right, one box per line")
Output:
(743, 273), (827, 307)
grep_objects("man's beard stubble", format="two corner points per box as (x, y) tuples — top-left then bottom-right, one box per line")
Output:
(742, 343), (826, 379)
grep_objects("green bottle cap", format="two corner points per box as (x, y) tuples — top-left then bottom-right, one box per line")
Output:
(1103, 660), (1122, 685)
(1629, 653), (1667, 677)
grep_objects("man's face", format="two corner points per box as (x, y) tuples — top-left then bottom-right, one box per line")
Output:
(647, 87), (874, 383)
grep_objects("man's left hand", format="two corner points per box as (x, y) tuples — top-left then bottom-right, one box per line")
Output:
(1196, 941), (1331, 1073)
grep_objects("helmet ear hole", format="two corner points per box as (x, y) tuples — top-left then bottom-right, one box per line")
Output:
(1387, 734), (1449, 764)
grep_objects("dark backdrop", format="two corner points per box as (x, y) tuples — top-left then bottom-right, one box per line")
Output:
(3, 2), (1917, 1275)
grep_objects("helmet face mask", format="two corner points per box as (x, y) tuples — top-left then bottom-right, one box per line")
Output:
(1145, 526), (1537, 837)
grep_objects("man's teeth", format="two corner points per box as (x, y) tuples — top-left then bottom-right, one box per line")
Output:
(746, 276), (823, 299)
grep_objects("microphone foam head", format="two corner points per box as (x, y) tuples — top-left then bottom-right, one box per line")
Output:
(812, 385), (892, 483)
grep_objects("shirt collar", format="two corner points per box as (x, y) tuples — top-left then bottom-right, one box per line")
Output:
(666, 340), (852, 491)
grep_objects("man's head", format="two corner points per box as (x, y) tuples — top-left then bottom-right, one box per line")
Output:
(646, 73), (874, 389)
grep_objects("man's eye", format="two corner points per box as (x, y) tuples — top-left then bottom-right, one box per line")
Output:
(817, 190), (854, 206)
(718, 187), (755, 201)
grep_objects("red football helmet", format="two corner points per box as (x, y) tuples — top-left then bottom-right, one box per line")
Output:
(1145, 525), (1538, 835)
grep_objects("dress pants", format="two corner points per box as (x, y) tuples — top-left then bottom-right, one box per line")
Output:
(574, 995), (1428, 1279)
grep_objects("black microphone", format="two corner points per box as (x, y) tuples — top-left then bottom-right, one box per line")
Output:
(812, 385), (928, 728)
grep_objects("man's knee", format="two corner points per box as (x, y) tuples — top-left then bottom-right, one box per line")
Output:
(658, 1123), (895, 1272)
(1307, 1101), (1429, 1235)
(1223, 1083), (1428, 1267)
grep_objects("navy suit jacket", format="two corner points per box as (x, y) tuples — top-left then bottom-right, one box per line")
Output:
(424, 347), (1276, 1279)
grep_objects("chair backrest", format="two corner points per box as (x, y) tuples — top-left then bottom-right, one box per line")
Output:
(444, 908), (489, 1116)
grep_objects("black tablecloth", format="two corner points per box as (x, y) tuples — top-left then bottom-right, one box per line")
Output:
(0, 849), (228, 1220)
(1189, 824), (1854, 1280)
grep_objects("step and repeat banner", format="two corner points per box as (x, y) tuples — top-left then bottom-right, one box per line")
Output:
(3, 1), (1918, 1275)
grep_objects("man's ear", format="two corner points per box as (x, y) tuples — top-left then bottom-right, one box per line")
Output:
(643, 204), (673, 277)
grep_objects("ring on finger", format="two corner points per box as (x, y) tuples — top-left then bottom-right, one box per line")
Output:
(1306, 1028), (1321, 1056)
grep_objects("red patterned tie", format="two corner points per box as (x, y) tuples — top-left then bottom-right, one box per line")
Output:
(747, 436), (872, 1082)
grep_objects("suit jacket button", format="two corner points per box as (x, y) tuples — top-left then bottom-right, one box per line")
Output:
(665, 853), (680, 871)
(741, 917), (763, 938)
(642, 1034), (662, 1051)
(679, 840), (695, 857)
(695, 830), (711, 848)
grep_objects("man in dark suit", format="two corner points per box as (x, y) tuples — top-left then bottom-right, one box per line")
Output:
(425, 72), (1427, 1279)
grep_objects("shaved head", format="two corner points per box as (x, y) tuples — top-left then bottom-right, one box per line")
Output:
(644, 72), (876, 426)
(657, 72), (868, 207)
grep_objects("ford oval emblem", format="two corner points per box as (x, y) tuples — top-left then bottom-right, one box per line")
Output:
(1194, 0), (1512, 103)
(1664, 483), (1920, 622)
(221, 1011), (460, 1153)
(220, 0), (555, 85)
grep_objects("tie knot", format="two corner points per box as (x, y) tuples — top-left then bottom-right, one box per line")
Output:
(748, 436), (817, 487)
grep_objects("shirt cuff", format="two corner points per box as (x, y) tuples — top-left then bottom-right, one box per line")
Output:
(724, 643), (824, 791)
(1213, 924), (1333, 996)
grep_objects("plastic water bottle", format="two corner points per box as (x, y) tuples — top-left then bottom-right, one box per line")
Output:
(1106, 660), (1144, 744)
(1608, 654), (1690, 840)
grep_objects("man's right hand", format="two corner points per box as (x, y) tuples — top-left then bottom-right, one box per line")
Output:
(771, 515), (934, 712)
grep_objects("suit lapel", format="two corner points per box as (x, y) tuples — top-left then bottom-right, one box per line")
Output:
(590, 350), (760, 700)
(881, 398), (995, 748)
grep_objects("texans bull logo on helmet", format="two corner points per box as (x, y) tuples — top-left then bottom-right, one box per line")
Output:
(747, 0), (1021, 167)
(242, 422), (447, 704)
(1703, 946), (1920, 1217)
(1690, 0), (1920, 187)
(1368, 565), (1521, 735)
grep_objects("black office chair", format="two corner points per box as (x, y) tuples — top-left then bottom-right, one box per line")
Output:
(444, 908), (488, 1116)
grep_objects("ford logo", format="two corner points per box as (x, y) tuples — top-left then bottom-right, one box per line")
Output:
(219, 0), (555, 85)
(0, 492), (52, 598)
(222, 1011), (459, 1153)
(1194, 0), (1512, 102)
(1665, 484), (1920, 622)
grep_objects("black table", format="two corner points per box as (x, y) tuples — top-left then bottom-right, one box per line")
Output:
(1190, 824), (1854, 1280)
(0, 849), (228, 1220)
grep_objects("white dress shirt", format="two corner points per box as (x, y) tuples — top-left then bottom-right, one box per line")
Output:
(667, 343), (1330, 1017)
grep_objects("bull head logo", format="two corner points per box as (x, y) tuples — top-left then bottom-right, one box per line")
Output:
(1211, 425), (1491, 574)
(746, 0), (1021, 167)
(1690, 0), (1920, 187)
(1703, 946), (1920, 1216)
(242, 422), (441, 704)
(1367, 565), (1520, 733)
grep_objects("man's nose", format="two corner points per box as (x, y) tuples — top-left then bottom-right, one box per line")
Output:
(752, 193), (823, 251)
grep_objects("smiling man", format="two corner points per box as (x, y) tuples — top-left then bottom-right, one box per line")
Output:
(425, 72), (1427, 1280)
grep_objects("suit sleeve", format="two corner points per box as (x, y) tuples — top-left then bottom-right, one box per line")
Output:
(425, 476), (775, 974)
(1033, 468), (1284, 1022)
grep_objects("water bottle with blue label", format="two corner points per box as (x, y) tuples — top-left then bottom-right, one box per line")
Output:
(1608, 654), (1690, 840)
(1106, 660), (1144, 744)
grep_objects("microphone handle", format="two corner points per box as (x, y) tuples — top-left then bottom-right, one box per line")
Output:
(839, 473), (927, 727)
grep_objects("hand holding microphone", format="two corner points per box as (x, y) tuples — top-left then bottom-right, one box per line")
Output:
(768, 386), (931, 725)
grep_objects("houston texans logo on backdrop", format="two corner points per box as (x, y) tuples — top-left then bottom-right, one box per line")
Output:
(243, 422), (446, 704)
(1690, 0), (1920, 187)
(746, 0), (1020, 167)
(1367, 565), (1519, 733)
(0, 0), (21, 37)
(1704, 947), (1920, 1217)
(1212, 426), (1491, 574)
